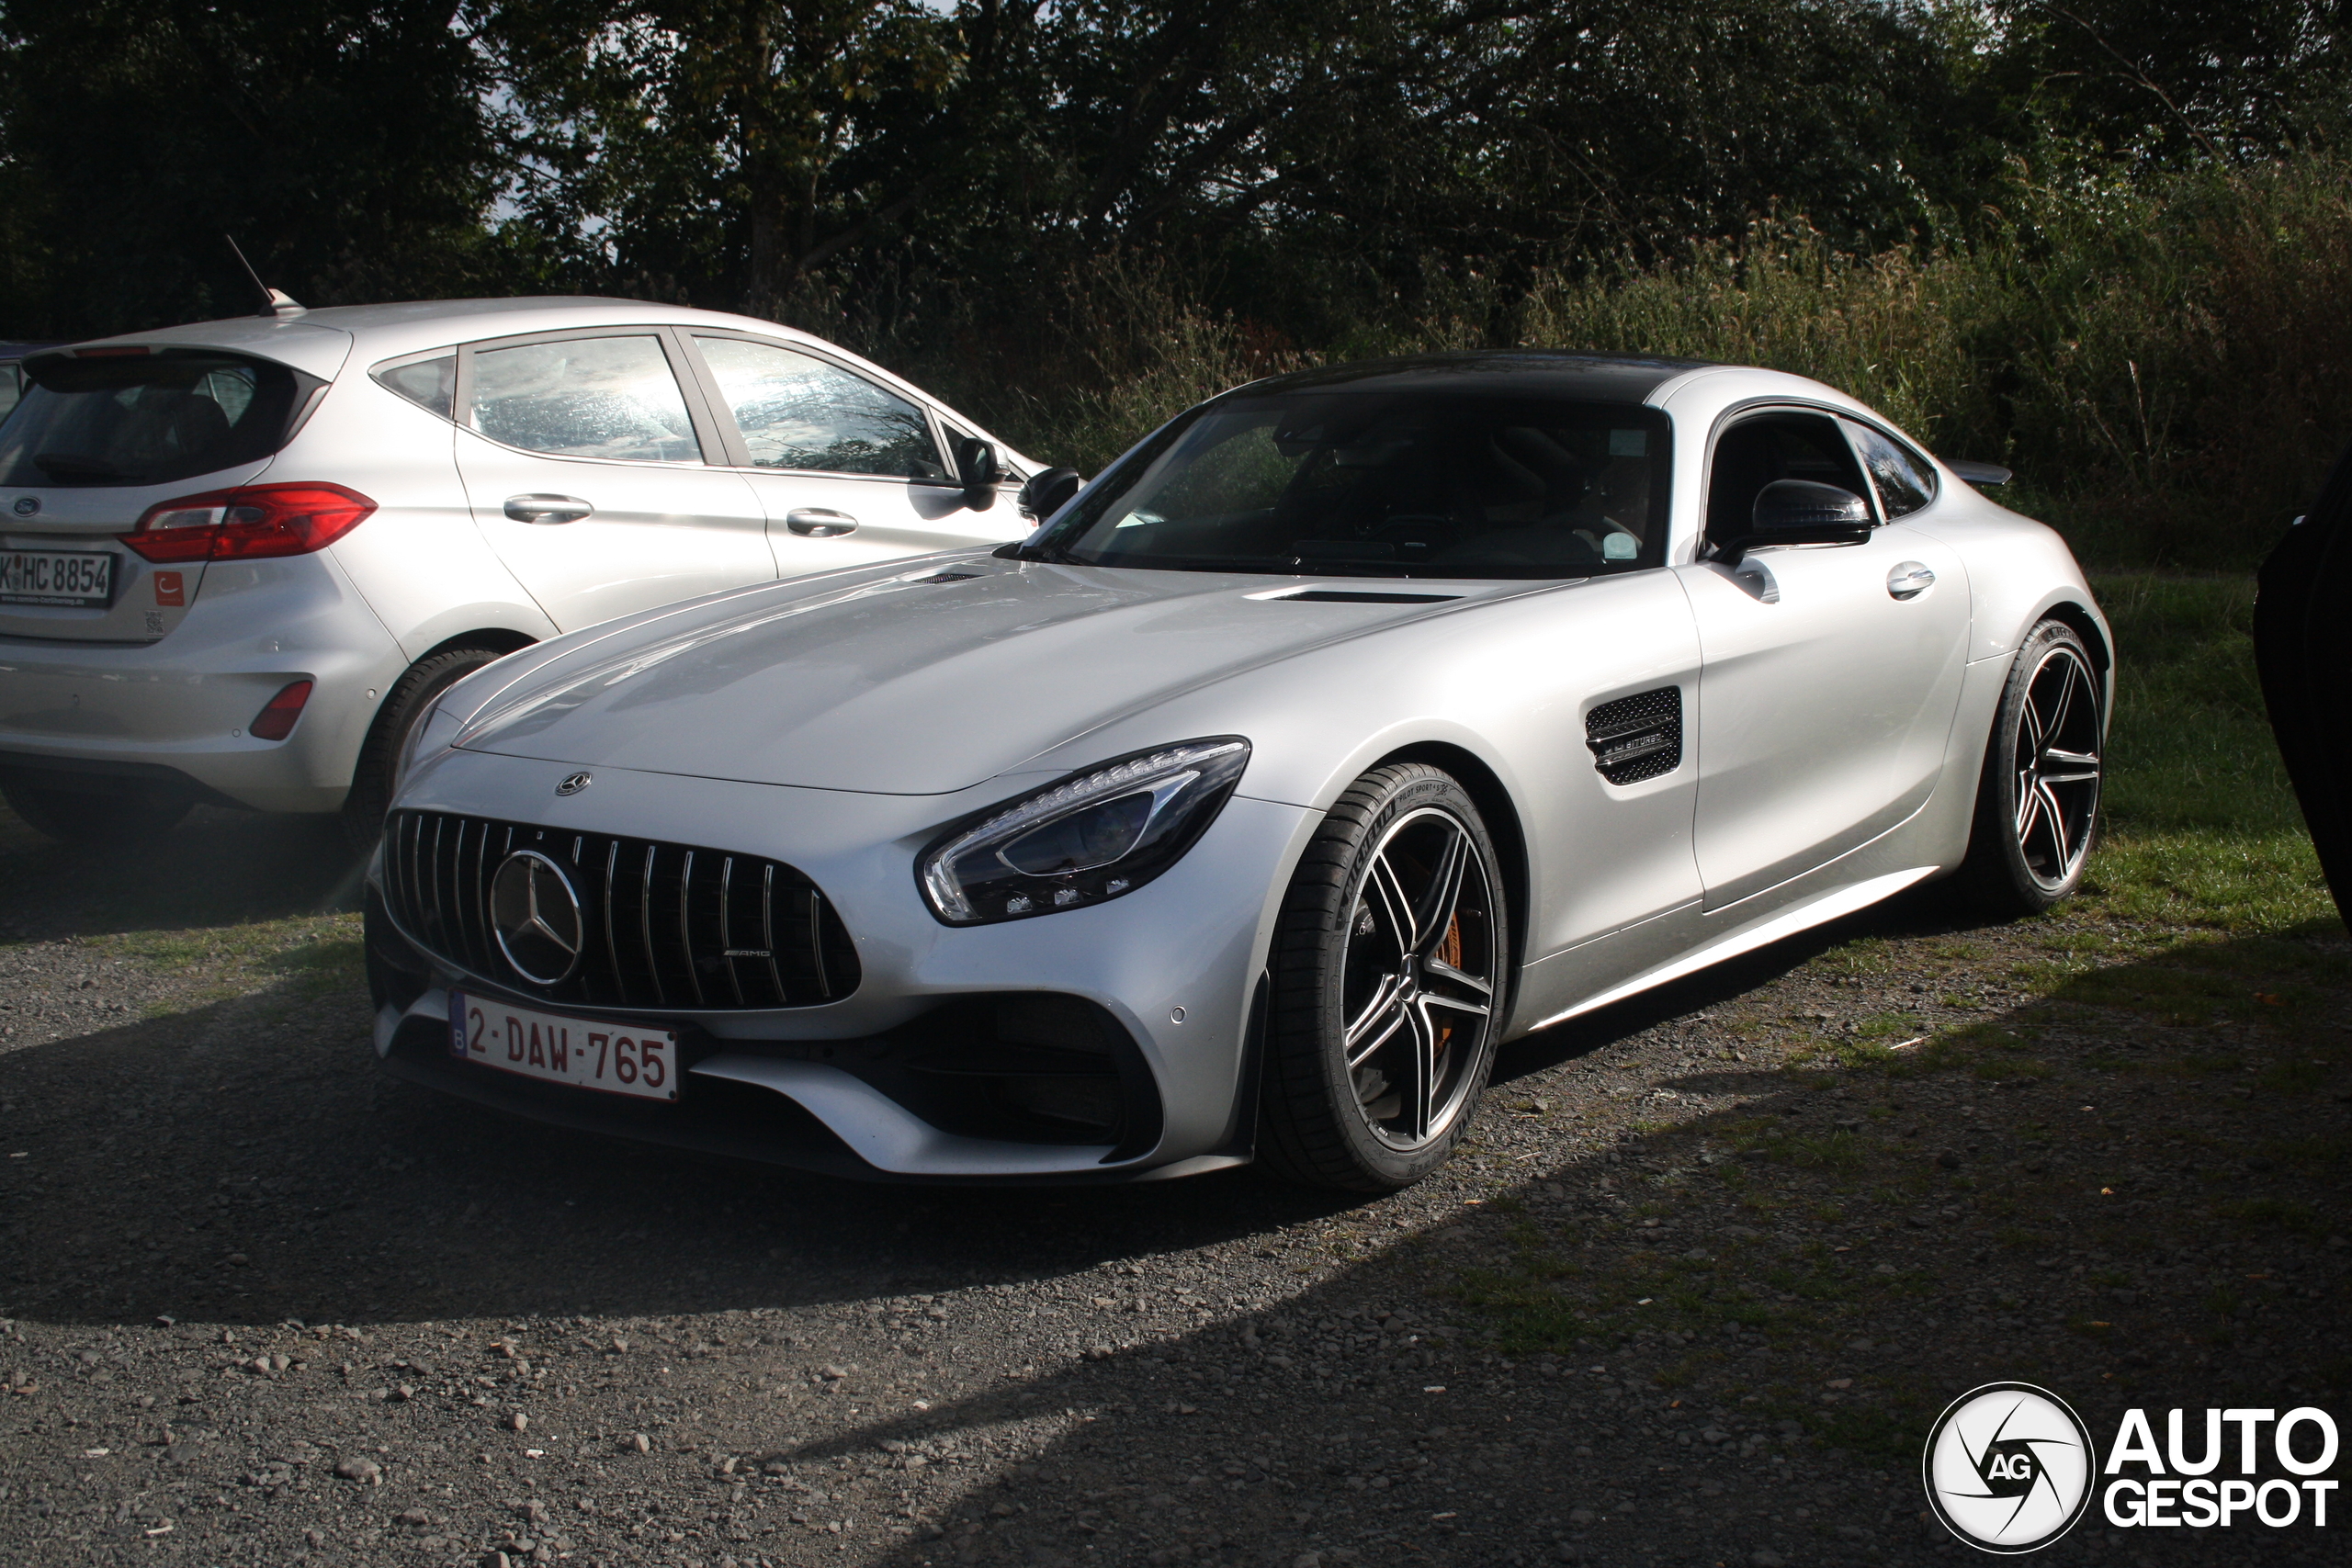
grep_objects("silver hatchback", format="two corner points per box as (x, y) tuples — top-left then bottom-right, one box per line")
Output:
(0, 297), (1065, 845)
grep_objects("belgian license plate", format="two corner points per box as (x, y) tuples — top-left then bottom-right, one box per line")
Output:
(0, 548), (114, 608)
(449, 992), (679, 1101)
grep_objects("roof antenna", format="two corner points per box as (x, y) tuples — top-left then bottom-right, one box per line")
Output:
(224, 235), (303, 318)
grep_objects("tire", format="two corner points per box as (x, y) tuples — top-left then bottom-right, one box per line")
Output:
(1, 777), (192, 846)
(1959, 618), (2105, 917)
(1258, 763), (1510, 1191)
(341, 645), (513, 852)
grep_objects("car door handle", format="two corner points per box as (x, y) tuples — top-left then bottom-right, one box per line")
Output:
(504, 494), (594, 525)
(1886, 561), (1936, 600)
(786, 509), (858, 538)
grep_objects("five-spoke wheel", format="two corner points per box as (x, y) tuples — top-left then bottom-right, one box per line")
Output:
(1261, 763), (1508, 1190)
(1962, 618), (2106, 914)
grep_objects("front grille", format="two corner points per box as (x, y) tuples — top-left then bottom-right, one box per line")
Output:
(1586, 686), (1683, 784)
(382, 809), (859, 1010)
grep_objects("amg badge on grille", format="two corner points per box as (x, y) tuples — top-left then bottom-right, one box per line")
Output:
(556, 772), (592, 796)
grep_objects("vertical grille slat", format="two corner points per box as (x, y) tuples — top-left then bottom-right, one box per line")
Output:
(638, 843), (663, 1008)
(807, 886), (831, 1000)
(383, 808), (857, 1011)
(678, 851), (707, 1008)
(760, 863), (786, 1007)
(718, 857), (748, 1008)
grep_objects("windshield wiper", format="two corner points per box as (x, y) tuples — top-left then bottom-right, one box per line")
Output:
(31, 453), (139, 483)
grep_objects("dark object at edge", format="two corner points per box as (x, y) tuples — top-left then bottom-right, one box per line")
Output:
(2255, 441), (2352, 931)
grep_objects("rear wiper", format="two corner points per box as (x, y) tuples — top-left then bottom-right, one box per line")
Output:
(31, 453), (136, 482)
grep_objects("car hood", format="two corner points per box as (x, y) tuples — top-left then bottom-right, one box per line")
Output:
(455, 557), (1507, 794)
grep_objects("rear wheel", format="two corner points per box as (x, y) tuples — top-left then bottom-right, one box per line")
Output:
(1258, 763), (1509, 1191)
(341, 644), (514, 852)
(1960, 618), (2105, 916)
(1, 777), (191, 846)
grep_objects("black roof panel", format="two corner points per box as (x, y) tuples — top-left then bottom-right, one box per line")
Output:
(1227, 350), (1717, 407)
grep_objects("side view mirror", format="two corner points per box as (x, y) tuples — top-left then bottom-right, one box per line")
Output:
(1018, 467), (1083, 522)
(955, 437), (1002, 509)
(1714, 479), (1871, 564)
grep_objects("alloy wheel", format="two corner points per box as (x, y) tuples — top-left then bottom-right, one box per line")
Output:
(2011, 643), (2102, 893)
(1340, 806), (1500, 1150)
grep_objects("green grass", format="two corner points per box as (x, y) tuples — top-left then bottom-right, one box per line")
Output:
(2076, 572), (2337, 933)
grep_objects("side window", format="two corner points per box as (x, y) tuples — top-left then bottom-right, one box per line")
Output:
(372, 354), (455, 420)
(468, 335), (701, 463)
(693, 336), (948, 479)
(0, 363), (23, 422)
(1705, 412), (1872, 542)
(1844, 421), (1938, 519)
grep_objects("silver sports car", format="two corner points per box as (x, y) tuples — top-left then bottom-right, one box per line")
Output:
(364, 353), (2109, 1190)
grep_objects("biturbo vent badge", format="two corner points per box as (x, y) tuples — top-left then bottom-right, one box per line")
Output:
(489, 849), (584, 986)
(556, 772), (591, 796)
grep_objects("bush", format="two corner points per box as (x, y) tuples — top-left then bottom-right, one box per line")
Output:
(919, 154), (2352, 570)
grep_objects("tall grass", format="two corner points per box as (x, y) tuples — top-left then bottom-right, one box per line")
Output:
(921, 155), (2352, 570)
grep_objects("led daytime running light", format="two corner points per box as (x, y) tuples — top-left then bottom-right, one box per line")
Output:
(920, 738), (1250, 924)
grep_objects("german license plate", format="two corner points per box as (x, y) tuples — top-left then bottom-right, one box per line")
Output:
(0, 548), (114, 608)
(449, 992), (679, 1101)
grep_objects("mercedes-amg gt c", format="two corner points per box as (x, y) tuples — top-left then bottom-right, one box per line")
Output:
(364, 353), (2108, 1190)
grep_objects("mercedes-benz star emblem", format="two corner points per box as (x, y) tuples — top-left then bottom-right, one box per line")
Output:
(1923, 1382), (2095, 1553)
(556, 772), (591, 796)
(489, 850), (584, 986)
(11, 497), (37, 517)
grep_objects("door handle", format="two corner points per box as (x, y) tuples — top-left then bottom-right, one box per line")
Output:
(786, 509), (858, 538)
(504, 494), (594, 525)
(1886, 561), (1936, 600)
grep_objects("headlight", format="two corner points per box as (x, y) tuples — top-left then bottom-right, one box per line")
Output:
(919, 738), (1250, 924)
(389, 696), (464, 804)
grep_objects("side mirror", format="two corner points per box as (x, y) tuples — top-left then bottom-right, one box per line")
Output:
(1714, 479), (1871, 564)
(955, 437), (1002, 509)
(1018, 467), (1082, 522)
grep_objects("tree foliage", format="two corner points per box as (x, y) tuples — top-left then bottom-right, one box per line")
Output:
(0, 0), (2345, 345)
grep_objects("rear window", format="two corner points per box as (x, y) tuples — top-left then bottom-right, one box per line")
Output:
(0, 349), (322, 488)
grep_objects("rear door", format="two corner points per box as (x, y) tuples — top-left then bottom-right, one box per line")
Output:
(677, 333), (1029, 575)
(453, 329), (772, 632)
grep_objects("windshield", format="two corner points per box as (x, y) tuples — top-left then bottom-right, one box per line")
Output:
(1043, 392), (1671, 578)
(0, 349), (320, 488)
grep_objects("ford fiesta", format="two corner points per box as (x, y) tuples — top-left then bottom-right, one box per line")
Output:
(0, 298), (1046, 847)
(364, 353), (2109, 1190)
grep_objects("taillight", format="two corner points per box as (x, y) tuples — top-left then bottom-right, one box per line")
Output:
(249, 680), (314, 741)
(120, 483), (376, 564)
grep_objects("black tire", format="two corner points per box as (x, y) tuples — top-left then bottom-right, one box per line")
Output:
(1258, 763), (1510, 1191)
(1960, 618), (2105, 917)
(0, 777), (192, 846)
(341, 645), (514, 851)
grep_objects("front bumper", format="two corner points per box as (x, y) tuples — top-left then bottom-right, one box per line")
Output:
(0, 554), (405, 813)
(367, 746), (1312, 1181)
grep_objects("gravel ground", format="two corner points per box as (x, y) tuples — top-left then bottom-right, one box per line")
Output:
(0, 805), (2346, 1568)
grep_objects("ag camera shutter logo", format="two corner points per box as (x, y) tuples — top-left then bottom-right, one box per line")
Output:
(1924, 1382), (2096, 1552)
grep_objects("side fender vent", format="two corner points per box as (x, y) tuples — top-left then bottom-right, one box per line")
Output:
(1586, 686), (1683, 784)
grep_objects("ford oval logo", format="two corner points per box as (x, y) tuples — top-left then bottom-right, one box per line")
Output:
(11, 497), (37, 517)
(556, 772), (591, 797)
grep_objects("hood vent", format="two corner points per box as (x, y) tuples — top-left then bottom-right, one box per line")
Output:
(1274, 589), (1461, 604)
